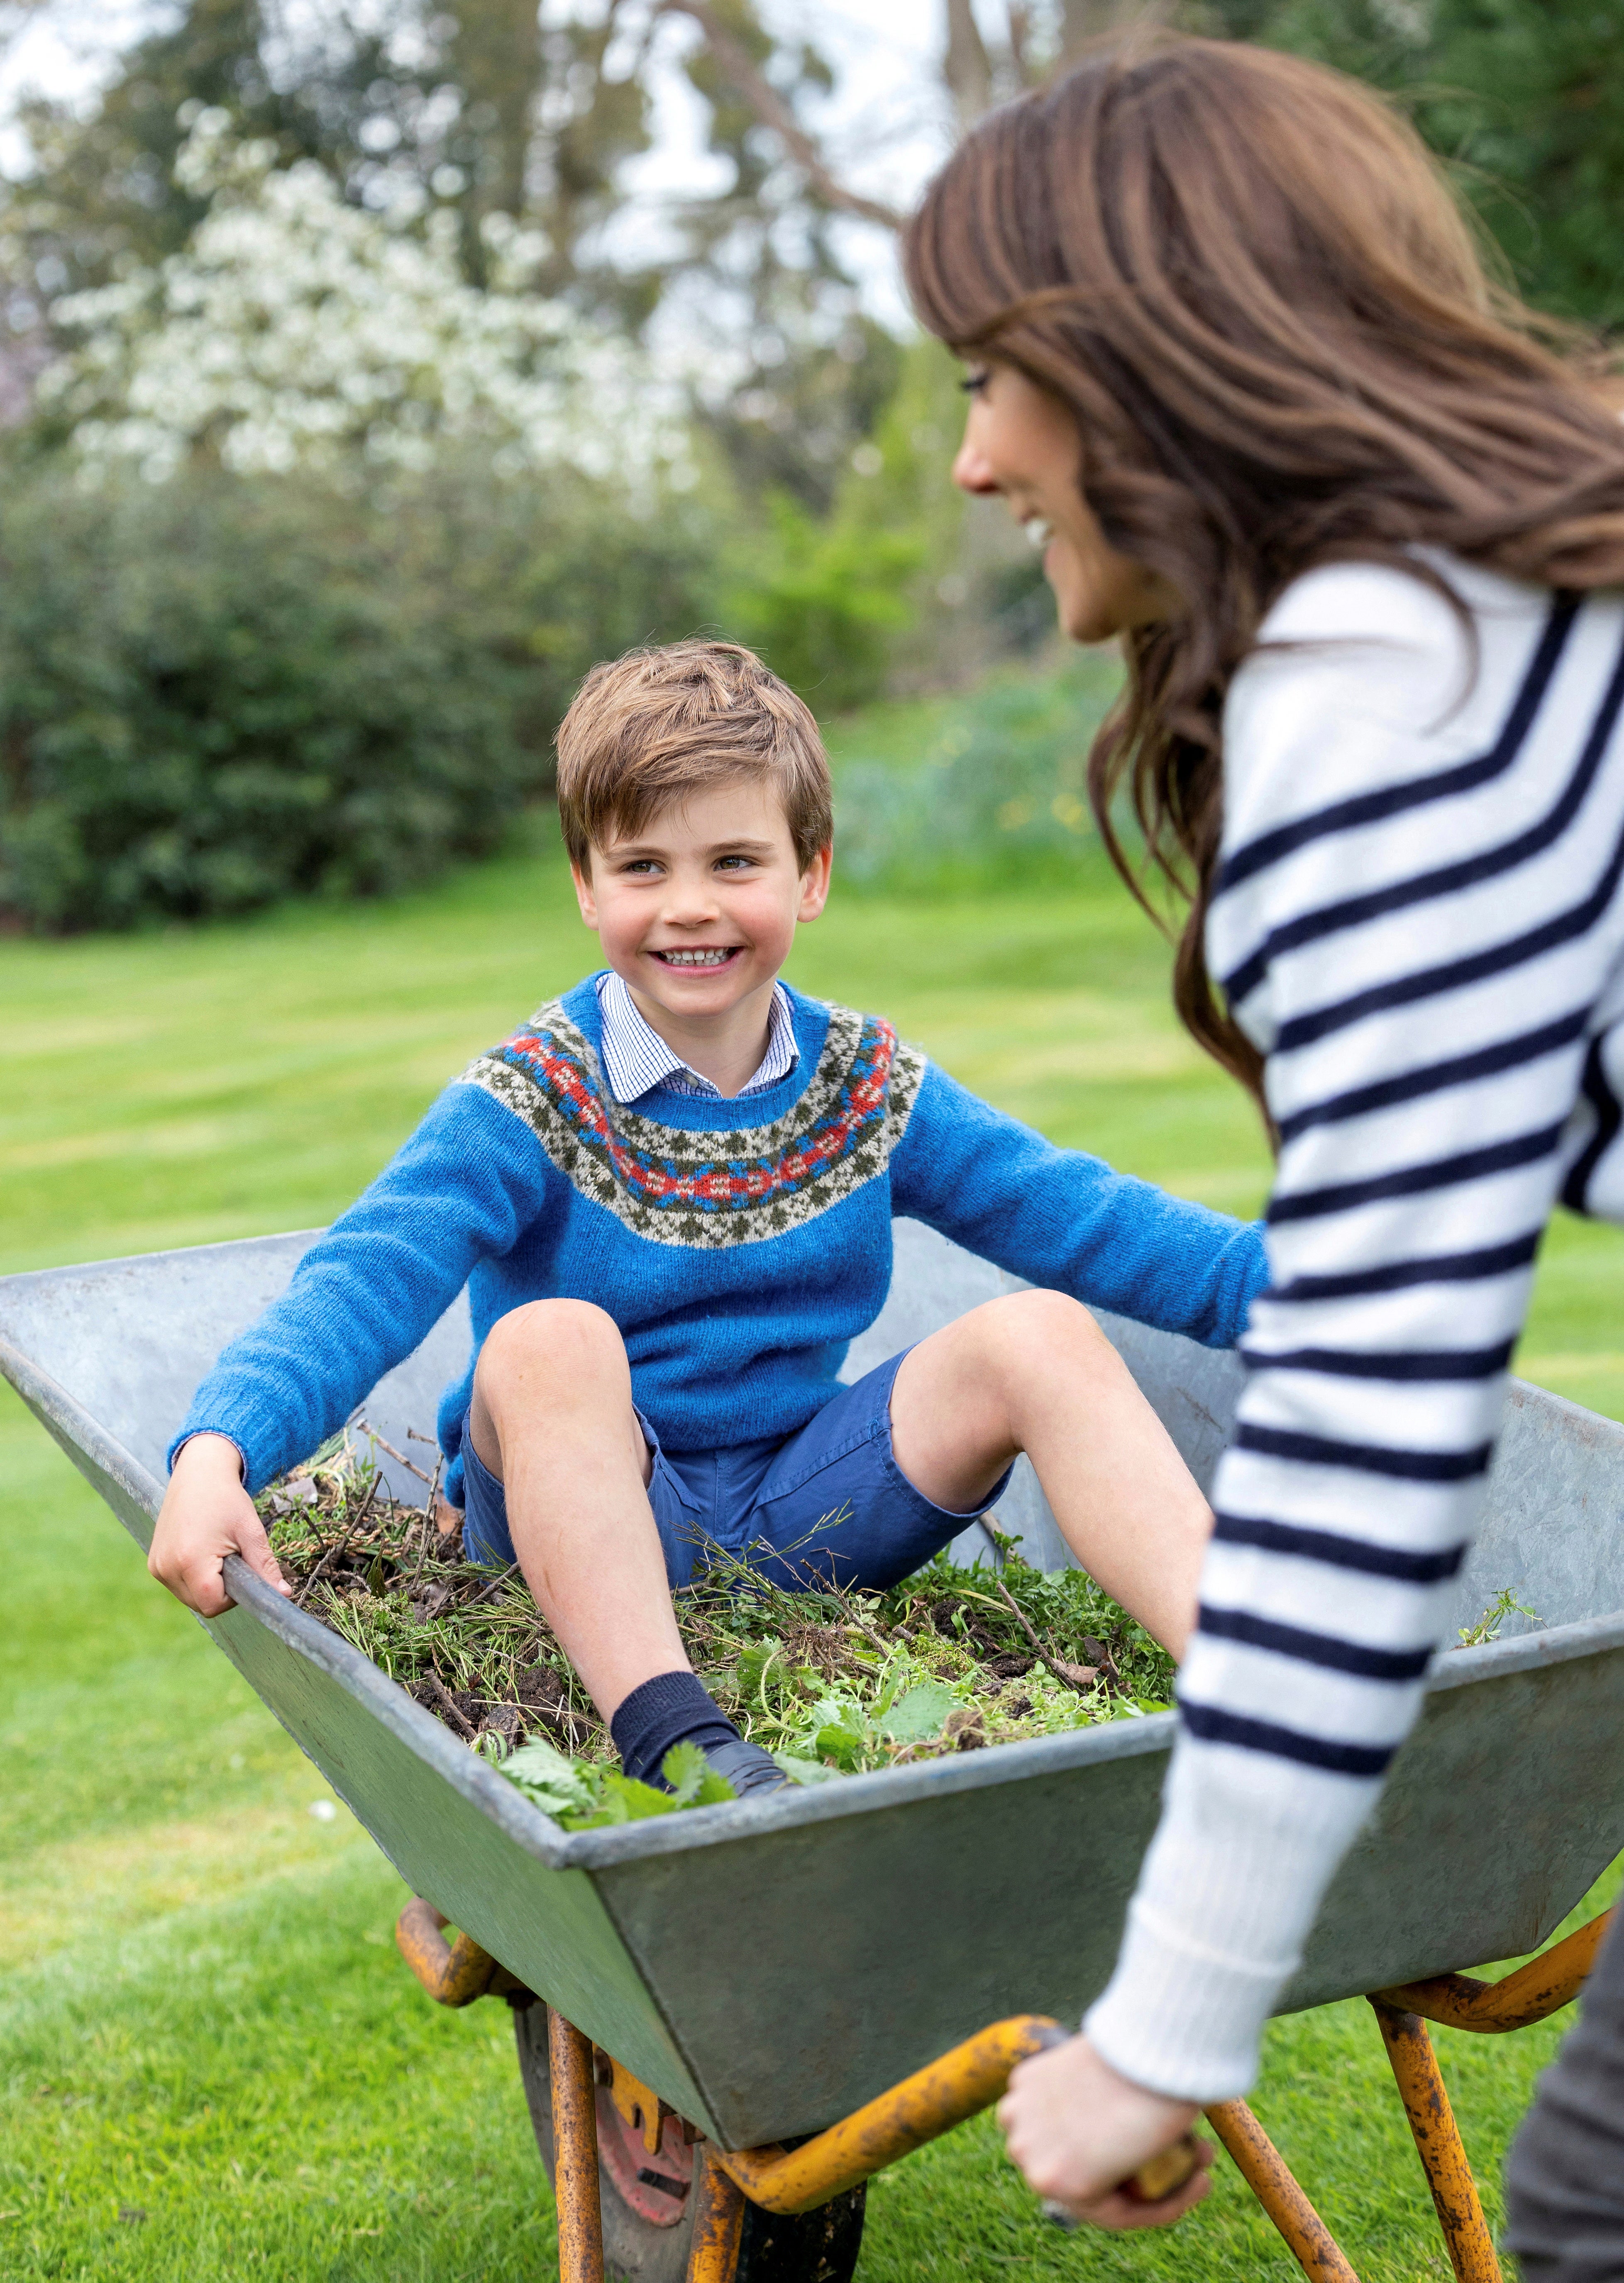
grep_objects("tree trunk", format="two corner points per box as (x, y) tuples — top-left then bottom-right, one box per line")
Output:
(447, 0), (545, 227)
(944, 0), (995, 126)
(1060, 0), (1171, 64)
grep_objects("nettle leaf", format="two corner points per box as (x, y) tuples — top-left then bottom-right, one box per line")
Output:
(814, 1723), (864, 1770)
(879, 1681), (960, 1744)
(661, 1741), (738, 1808)
(591, 1771), (679, 1824)
(501, 1739), (596, 1818)
(735, 1641), (779, 1697)
(773, 1752), (841, 1786)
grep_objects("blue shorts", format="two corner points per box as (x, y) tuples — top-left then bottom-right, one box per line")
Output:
(459, 1347), (1012, 1594)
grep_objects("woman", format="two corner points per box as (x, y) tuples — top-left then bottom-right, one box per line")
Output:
(905, 33), (1624, 2263)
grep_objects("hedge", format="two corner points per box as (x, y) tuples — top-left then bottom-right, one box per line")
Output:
(0, 461), (717, 931)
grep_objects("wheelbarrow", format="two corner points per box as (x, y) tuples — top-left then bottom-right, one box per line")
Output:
(5, 1217), (1624, 2283)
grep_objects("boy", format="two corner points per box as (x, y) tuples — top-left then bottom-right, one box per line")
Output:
(152, 640), (1266, 1797)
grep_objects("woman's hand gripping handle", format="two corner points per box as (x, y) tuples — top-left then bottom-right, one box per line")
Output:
(999, 2023), (1212, 2231)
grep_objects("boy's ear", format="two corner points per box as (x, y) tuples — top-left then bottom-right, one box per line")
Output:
(571, 858), (600, 929)
(797, 841), (834, 924)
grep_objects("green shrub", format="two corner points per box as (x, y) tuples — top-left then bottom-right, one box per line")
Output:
(832, 652), (1123, 891)
(724, 491), (924, 713)
(0, 460), (718, 931)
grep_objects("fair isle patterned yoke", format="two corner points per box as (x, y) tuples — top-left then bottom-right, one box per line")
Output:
(462, 997), (927, 1249)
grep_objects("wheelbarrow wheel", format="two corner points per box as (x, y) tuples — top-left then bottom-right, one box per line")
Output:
(513, 2002), (865, 2283)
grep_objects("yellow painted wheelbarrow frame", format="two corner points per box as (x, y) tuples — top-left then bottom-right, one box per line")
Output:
(398, 1892), (1611, 2283)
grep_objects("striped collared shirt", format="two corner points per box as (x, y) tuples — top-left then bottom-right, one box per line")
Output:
(593, 969), (799, 1104)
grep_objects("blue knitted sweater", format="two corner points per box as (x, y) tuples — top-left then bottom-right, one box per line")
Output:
(174, 978), (1267, 1501)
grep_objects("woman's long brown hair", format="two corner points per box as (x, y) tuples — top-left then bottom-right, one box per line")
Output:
(904, 35), (1624, 1107)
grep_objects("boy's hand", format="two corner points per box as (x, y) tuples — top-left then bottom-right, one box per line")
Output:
(999, 2033), (1211, 2230)
(148, 1432), (290, 1617)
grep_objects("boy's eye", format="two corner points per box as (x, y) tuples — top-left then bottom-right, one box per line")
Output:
(715, 854), (754, 872)
(620, 858), (660, 875)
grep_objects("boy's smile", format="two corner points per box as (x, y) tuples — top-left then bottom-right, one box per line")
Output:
(572, 780), (832, 1098)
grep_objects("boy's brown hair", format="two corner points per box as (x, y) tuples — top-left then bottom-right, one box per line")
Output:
(556, 639), (834, 872)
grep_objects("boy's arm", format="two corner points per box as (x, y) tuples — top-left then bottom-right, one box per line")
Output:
(889, 1061), (1267, 1349)
(151, 1083), (549, 1616)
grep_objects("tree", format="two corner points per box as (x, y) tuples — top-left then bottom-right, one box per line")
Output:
(1202, 0), (1624, 327)
(32, 109), (680, 486)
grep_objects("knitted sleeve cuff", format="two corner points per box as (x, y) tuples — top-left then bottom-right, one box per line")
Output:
(167, 1427), (249, 1483)
(1084, 1895), (1284, 2102)
(1081, 1732), (1385, 2102)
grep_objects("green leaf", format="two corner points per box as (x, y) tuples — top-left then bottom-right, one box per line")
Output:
(735, 1640), (780, 1697)
(773, 1752), (841, 1787)
(871, 1655), (908, 1719)
(595, 1771), (678, 1821)
(814, 1723), (863, 1770)
(661, 1741), (738, 1808)
(810, 1693), (866, 1738)
(500, 1740), (596, 1819)
(503, 1739), (582, 1789)
(879, 1681), (959, 1744)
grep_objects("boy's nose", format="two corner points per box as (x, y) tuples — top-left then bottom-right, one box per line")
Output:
(661, 882), (720, 922)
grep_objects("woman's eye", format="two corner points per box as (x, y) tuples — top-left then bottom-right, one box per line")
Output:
(958, 367), (991, 396)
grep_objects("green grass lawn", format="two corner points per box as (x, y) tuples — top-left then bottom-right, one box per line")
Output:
(4, 820), (1622, 2280)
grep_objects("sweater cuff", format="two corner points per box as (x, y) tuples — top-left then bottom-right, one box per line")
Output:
(1085, 1892), (1287, 2102)
(167, 1422), (251, 1485)
(1082, 1732), (1382, 2102)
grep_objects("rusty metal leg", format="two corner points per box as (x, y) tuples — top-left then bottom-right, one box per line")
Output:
(548, 2007), (604, 2283)
(1370, 2002), (1501, 2283)
(686, 2144), (747, 2283)
(1206, 2099), (1360, 2282)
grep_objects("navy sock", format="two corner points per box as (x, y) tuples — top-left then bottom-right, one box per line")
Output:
(611, 1670), (740, 1788)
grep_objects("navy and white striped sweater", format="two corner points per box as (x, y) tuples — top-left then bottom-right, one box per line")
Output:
(1087, 552), (1624, 2100)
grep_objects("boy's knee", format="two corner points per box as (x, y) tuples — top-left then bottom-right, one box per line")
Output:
(977, 1288), (1108, 1373)
(475, 1298), (628, 1408)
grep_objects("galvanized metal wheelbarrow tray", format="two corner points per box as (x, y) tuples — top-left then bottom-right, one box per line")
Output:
(5, 1217), (1624, 2283)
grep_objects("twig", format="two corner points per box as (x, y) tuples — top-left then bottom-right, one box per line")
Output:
(993, 1577), (1097, 1696)
(406, 1427), (439, 1447)
(293, 1520), (361, 1609)
(354, 1464), (384, 1534)
(354, 1418), (434, 1486)
(413, 1457), (444, 1586)
(424, 1671), (478, 1741)
(463, 1559), (520, 1611)
(848, 1609), (899, 1664)
(654, 0), (907, 231)
(1082, 1633), (1123, 1693)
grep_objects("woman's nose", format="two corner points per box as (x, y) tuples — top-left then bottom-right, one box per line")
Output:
(952, 438), (1001, 495)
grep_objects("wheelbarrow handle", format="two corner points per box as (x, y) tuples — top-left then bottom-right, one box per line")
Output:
(1022, 2021), (1202, 2219)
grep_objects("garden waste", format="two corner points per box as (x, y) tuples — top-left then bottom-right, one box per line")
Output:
(260, 1427), (1178, 1825)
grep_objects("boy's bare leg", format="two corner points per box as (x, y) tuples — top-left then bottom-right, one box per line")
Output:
(468, 1297), (689, 1719)
(888, 1291), (1211, 1660)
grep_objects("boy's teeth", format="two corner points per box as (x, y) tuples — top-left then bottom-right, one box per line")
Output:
(1024, 515), (1054, 551)
(660, 948), (733, 966)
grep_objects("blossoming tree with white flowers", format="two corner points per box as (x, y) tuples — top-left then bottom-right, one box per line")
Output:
(34, 108), (686, 487)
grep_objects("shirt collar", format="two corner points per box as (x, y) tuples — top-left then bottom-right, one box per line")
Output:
(594, 970), (800, 1105)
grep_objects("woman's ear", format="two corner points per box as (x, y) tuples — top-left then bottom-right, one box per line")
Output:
(798, 841), (834, 922)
